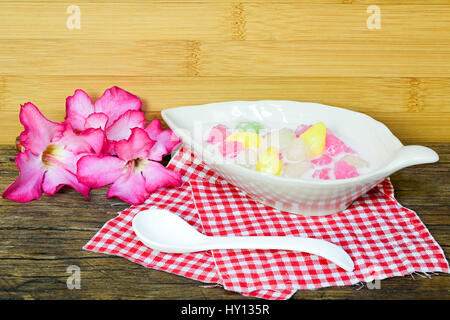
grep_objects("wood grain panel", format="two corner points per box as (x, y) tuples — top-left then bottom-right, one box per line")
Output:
(1, 76), (449, 144)
(0, 2), (449, 142)
(2, 39), (449, 77)
(245, 4), (450, 42)
(0, 2), (231, 40)
(200, 41), (450, 77)
(2, 3), (448, 43)
(0, 40), (188, 76)
(4, 76), (450, 114)
(7, 1), (450, 4)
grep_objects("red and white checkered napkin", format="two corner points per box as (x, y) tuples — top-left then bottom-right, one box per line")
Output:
(84, 146), (449, 300)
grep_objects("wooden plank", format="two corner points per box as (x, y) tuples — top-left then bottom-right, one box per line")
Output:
(1, 76), (449, 144)
(1, 3), (449, 43)
(245, 4), (450, 42)
(5, 1), (450, 4)
(0, 144), (448, 299)
(0, 254), (449, 299)
(0, 40), (188, 76)
(3, 76), (450, 114)
(200, 41), (450, 77)
(0, 2), (231, 40)
(1, 39), (449, 76)
(371, 114), (450, 145)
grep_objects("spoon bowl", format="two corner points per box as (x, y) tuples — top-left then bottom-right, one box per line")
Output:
(132, 208), (208, 252)
(132, 209), (355, 272)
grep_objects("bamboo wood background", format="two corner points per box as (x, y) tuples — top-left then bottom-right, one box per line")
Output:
(0, 1), (449, 144)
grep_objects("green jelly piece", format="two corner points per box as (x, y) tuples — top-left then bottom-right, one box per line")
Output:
(235, 121), (265, 134)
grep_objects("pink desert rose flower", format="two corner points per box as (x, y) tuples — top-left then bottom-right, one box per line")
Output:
(77, 127), (182, 205)
(65, 86), (146, 154)
(2, 103), (105, 202)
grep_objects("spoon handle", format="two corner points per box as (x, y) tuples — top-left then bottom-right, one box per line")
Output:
(204, 236), (354, 272)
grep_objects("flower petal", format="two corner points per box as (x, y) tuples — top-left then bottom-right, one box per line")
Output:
(147, 141), (169, 162)
(145, 119), (164, 141)
(19, 102), (64, 155)
(160, 130), (181, 153)
(114, 127), (154, 162)
(105, 110), (146, 143)
(2, 151), (45, 202)
(148, 132), (181, 161)
(77, 155), (125, 188)
(101, 140), (116, 156)
(85, 112), (109, 130)
(94, 86), (142, 124)
(41, 143), (79, 173)
(42, 166), (90, 199)
(54, 124), (105, 155)
(145, 120), (181, 161)
(65, 89), (95, 131)
(141, 160), (182, 194)
(107, 171), (149, 205)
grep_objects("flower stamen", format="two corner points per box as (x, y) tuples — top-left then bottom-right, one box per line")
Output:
(41, 144), (65, 167)
(125, 158), (149, 173)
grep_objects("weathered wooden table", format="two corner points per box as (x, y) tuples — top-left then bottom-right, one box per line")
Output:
(0, 144), (448, 300)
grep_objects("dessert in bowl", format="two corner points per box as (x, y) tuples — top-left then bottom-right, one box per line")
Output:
(203, 121), (372, 181)
(162, 101), (438, 216)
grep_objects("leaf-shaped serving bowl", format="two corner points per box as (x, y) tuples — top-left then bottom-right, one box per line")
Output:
(162, 101), (438, 216)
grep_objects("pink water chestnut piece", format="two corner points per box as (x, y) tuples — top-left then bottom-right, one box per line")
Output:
(206, 124), (231, 145)
(311, 154), (333, 166)
(334, 160), (359, 179)
(220, 141), (244, 159)
(325, 132), (354, 156)
(312, 167), (331, 180)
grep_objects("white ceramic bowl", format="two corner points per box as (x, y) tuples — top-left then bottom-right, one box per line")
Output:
(162, 101), (438, 216)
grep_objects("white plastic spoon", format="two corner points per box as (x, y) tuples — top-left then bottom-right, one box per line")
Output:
(132, 209), (354, 272)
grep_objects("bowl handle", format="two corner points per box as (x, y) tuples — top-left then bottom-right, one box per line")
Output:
(385, 145), (439, 172)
